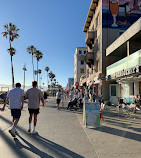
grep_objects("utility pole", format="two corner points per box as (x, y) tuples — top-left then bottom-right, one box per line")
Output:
(23, 64), (27, 90)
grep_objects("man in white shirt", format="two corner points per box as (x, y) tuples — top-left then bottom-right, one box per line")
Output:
(1, 83), (24, 137)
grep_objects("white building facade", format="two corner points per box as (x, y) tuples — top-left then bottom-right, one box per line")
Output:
(106, 18), (141, 104)
(74, 48), (87, 86)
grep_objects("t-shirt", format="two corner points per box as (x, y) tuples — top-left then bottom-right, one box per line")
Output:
(56, 92), (62, 99)
(26, 88), (43, 109)
(7, 88), (24, 109)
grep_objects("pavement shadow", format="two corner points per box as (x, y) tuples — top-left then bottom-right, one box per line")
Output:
(60, 108), (83, 114)
(0, 129), (29, 158)
(46, 105), (83, 114)
(0, 115), (84, 158)
(93, 125), (141, 142)
(32, 134), (84, 158)
(14, 134), (53, 158)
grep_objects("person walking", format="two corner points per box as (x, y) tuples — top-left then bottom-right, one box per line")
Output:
(1, 83), (24, 137)
(26, 81), (44, 134)
(44, 91), (48, 102)
(78, 89), (83, 108)
(56, 89), (62, 110)
(99, 100), (105, 121)
(61, 89), (64, 107)
(69, 89), (74, 102)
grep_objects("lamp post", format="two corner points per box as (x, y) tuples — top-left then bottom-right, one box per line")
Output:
(23, 64), (27, 90)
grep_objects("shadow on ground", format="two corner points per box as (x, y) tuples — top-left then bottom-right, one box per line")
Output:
(0, 115), (84, 158)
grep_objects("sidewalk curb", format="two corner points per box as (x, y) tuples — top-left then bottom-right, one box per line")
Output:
(76, 114), (99, 158)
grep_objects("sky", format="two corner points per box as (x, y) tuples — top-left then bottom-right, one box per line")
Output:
(0, 0), (91, 88)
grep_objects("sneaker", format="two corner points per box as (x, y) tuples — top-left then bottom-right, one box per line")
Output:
(28, 129), (31, 133)
(9, 129), (16, 137)
(32, 130), (38, 134)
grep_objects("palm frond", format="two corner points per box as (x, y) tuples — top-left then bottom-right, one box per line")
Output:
(7, 47), (16, 56)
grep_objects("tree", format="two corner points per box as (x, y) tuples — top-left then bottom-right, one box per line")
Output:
(38, 69), (42, 89)
(35, 50), (43, 87)
(2, 23), (19, 88)
(49, 71), (53, 89)
(45, 66), (50, 90)
(34, 70), (38, 77)
(27, 45), (36, 81)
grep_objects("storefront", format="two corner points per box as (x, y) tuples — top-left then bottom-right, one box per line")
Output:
(94, 76), (102, 96)
(107, 50), (141, 104)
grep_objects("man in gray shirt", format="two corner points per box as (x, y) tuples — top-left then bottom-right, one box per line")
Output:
(26, 81), (44, 134)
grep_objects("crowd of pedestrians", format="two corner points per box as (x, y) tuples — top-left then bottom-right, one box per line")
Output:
(1, 83), (105, 137)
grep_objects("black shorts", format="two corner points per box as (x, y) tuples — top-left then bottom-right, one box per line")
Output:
(11, 109), (21, 119)
(57, 99), (61, 104)
(28, 108), (40, 115)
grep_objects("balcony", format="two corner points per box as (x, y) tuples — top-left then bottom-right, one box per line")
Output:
(85, 30), (95, 48)
(92, 38), (98, 52)
(85, 52), (94, 67)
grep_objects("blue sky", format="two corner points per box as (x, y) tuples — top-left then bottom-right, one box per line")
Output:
(0, 0), (91, 88)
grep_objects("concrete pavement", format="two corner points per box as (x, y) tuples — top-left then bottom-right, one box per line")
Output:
(0, 97), (97, 158)
(0, 97), (141, 158)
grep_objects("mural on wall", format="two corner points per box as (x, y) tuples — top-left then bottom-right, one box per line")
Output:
(102, 0), (141, 28)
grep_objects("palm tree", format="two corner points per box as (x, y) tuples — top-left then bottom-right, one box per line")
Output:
(27, 45), (36, 81)
(45, 66), (50, 90)
(38, 69), (42, 89)
(2, 23), (19, 88)
(52, 74), (55, 81)
(49, 71), (53, 89)
(34, 70), (38, 80)
(23, 64), (27, 90)
(35, 50), (43, 87)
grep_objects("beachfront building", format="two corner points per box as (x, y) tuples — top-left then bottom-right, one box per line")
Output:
(83, 0), (141, 100)
(67, 78), (74, 90)
(106, 18), (141, 104)
(74, 47), (87, 87)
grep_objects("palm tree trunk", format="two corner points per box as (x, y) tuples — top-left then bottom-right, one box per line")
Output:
(39, 74), (40, 89)
(23, 69), (25, 90)
(37, 60), (38, 88)
(32, 54), (35, 81)
(47, 72), (48, 90)
(9, 41), (14, 88)
(11, 55), (15, 88)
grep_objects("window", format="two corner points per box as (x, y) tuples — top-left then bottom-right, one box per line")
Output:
(96, 14), (100, 28)
(80, 68), (84, 73)
(81, 61), (84, 65)
(111, 85), (116, 96)
(97, 35), (100, 51)
(79, 50), (82, 54)
(95, 61), (100, 72)
(84, 51), (86, 54)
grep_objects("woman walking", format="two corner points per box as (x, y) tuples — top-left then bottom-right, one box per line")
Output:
(56, 89), (62, 110)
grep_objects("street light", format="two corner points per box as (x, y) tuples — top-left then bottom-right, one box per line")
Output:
(23, 64), (27, 90)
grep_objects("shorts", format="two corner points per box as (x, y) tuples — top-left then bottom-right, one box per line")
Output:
(28, 108), (40, 115)
(57, 99), (61, 105)
(11, 109), (21, 119)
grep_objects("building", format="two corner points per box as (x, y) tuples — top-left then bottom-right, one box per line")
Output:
(68, 78), (74, 90)
(74, 47), (87, 87)
(106, 18), (141, 104)
(83, 0), (141, 100)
